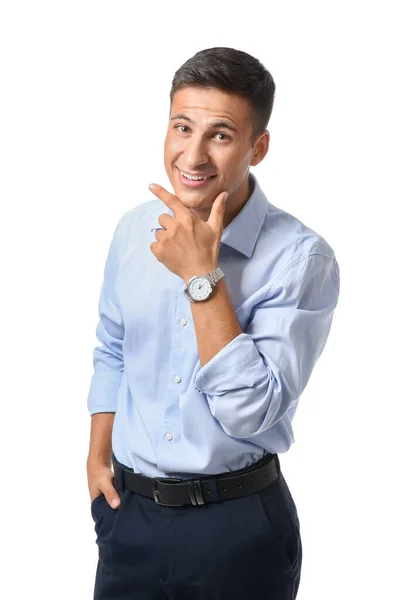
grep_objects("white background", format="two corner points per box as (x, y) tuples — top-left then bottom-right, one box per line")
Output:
(1, 1), (417, 598)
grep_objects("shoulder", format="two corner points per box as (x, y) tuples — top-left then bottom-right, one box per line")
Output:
(263, 202), (335, 258)
(263, 202), (337, 261)
(259, 202), (339, 287)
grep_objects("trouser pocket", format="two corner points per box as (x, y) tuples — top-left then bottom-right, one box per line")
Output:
(255, 473), (301, 571)
(91, 492), (120, 569)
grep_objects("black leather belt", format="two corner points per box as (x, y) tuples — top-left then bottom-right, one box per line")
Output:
(112, 452), (280, 507)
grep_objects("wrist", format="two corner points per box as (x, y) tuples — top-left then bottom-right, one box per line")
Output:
(182, 264), (218, 284)
(87, 452), (112, 468)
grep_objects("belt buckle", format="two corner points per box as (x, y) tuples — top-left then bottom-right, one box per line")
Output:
(152, 479), (205, 506)
(152, 479), (185, 507)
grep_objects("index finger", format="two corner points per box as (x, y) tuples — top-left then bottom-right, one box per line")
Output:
(148, 183), (190, 217)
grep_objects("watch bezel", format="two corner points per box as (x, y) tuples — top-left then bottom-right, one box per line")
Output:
(187, 275), (212, 301)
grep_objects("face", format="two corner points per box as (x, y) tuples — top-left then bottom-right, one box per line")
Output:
(164, 86), (269, 223)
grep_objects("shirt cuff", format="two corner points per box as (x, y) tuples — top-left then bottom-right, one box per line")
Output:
(194, 333), (260, 395)
(87, 371), (123, 415)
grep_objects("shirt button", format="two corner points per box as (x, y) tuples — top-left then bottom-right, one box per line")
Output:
(180, 317), (187, 326)
(174, 375), (181, 383)
(165, 432), (173, 441)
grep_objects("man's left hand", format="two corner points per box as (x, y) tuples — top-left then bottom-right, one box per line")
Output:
(148, 184), (228, 283)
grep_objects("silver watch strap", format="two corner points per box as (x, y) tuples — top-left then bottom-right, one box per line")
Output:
(206, 266), (225, 286)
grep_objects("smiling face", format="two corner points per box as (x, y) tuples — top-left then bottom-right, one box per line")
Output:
(164, 86), (269, 224)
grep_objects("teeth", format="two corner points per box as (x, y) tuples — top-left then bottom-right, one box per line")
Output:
(181, 171), (213, 181)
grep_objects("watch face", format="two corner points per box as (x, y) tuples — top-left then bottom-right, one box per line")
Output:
(189, 277), (212, 300)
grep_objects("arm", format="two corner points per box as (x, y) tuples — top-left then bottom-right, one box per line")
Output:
(87, 412), (115, 468)
(192, 251), (340, 439)
(87, 215), (125, 415)
(183, 272), (243, 368)
(86, 215), (126, 507)
(86, 412), (120, 507)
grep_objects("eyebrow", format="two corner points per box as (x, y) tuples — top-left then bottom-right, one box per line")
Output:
(170, 113), (239, 134)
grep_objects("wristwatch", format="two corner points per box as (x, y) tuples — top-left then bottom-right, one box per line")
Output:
(183, 266), (225, 302)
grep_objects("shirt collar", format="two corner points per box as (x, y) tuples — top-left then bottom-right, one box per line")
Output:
(149, 171), (268, 259)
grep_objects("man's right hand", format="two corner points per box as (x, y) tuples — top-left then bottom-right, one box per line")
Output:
(87, 460), (120, 509)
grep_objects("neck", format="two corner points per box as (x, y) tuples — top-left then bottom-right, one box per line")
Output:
(223, 174), (252, 229)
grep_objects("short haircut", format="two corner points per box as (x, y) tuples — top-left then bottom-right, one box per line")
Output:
(169, 47), (276, 145)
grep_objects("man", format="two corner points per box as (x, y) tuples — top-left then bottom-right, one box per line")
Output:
(86, 47), (340, 600)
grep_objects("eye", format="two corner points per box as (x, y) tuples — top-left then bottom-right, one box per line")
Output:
(215, 132), (231, 141)
(174, 124), (190, 134)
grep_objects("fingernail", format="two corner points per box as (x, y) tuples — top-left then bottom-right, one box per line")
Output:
(111, 499), (120, 508)
(149, 183), (156, 190)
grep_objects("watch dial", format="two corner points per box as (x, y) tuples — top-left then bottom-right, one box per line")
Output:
(189, 278), (211, 300)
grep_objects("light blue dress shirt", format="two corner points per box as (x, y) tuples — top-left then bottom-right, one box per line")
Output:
(87, 172), (340, 478)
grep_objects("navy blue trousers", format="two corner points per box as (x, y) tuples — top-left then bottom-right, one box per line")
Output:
(91, 454), (302, 599)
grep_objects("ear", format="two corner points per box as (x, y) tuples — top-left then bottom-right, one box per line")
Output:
(250, 130), (270, 167)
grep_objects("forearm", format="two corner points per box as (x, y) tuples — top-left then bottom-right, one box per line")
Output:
(87, 412), (115, 467)
(184, 272), (243, 368)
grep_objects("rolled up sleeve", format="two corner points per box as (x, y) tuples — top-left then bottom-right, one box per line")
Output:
(194, 252), (340, 438)
(87, 216), (126, 415)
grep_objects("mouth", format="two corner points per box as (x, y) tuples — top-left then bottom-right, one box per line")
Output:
(176, 167), (217, 188)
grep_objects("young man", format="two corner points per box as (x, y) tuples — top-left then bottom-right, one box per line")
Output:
(86, 47), (340, 599)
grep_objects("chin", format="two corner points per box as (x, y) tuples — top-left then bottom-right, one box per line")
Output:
(173, 184), (207, 199)
(177, 192), (206, 204)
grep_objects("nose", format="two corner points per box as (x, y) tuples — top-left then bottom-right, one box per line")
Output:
(183, 136), (209, 170)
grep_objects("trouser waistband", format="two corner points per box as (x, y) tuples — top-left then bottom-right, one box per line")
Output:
(111, 452), (280, 507)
